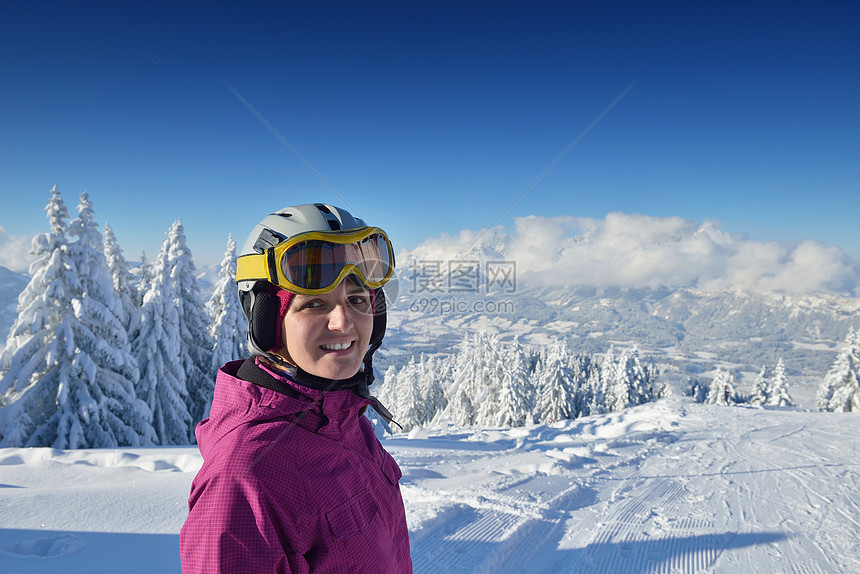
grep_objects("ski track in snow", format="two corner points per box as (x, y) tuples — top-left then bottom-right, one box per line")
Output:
(391, 399), (860, 574)
(1, 398), (859, 573)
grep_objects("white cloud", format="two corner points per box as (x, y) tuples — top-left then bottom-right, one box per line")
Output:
(403, 213), (859, 295)
(0, 226), (35, 273)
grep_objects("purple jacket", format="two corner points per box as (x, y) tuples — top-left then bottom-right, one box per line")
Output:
(180, 359), (412, 573)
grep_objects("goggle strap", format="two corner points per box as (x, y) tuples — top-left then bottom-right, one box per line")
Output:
(266, 248), (279, 286)
(236, 254), (274, 283)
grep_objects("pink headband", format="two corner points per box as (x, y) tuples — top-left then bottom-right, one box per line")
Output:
(271, 289), (294, 351)
(269, 286), (376, 352)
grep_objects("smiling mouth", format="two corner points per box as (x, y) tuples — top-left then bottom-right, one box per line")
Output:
(320, 342), (354, 352)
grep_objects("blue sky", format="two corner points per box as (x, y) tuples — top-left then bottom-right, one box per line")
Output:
(1, 1), (858, 278)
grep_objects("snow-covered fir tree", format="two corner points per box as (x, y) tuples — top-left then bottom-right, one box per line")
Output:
(604, 346), (655, 412)
(1, 189), (155, 447)
(103, 222), (140, 331)
(419, 354), (449, 424)
(586, 345), (616, 416)
(569, 353), (595, 416)
(535, 339), (577, 423)
(0, 187), (79, 445)
(766, 358), (794, 407)
(207, 235), (248, 378)
(706, 368), (738, 406)
(687, 377), (709, 403)
(493, 338), (533, 427)
(135, 251), (153, 303)
(749, 366), (770, 406)
(435, 331), (495, 427)
(394, 357), (423, 431)
(132, 233), (193, 445)
(61, 194), (156, 446)
(817, 328), (860, 412)
(474, 332), (505, 427)
(165, 220), (214, 429)
(375, 365), (399, 425)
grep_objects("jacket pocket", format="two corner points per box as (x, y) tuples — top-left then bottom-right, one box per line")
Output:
(380, 451), (402, 485)
(326, 488), (379, 540)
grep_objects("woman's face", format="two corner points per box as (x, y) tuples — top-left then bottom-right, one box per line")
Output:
(277, 279), (374, 380)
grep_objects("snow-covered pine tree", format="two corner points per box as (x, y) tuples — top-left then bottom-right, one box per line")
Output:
(165, 220), (214, 429)
(645, 360), (665, 399)
(374, 365), (399, 427)
(604, 346), (653, 412)
(474, 332), (505, 427)
(583, 354), (606, 415)
(749, 365), (770, 406)
(132, 234), (193, 445)
(706, 368), (737, 406)
(817, 328), (860, 412)
(435, 331), (490, 427)
(135, 251), (153, 303)
(208, 235), (248, 379)
(523, 346), (541, 377)
(570, 352), (595, 417)
(0, 187), (70, 392)
(0, 187), (79, 445)
(62, 193), (156, 446)
(418, 354), (448, 425)
(602, 347), (627, 413)
(535, 339), (576, 423)
(1, 189), (155, 448)
(103, 222), (141, 332)
(394, 357), (422, 431)
(585, 345), (622, 415)
(686, 377), (708, 403)
(766, 358), (794, 407)
(493, 338), (533, 427)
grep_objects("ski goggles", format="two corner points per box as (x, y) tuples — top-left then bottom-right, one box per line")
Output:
(236, 226), (395, 295)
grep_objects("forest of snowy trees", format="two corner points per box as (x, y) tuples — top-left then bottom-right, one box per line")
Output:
(375, 332), (665, 432)
(1, 187), (859, 449)
(684, 328), (860, 413)
(686, 360), (796, 408)
(0, 187), (247, 448)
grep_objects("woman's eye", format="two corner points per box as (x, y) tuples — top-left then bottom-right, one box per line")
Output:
(349, 296), (368, 306)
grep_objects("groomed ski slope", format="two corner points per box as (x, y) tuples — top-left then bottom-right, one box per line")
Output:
(1, 397), (858, 573)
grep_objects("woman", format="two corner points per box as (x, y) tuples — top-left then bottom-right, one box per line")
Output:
(180, 203), (411, 573)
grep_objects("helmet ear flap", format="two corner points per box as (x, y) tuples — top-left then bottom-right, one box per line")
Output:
(249, 290), (281, 352)
(368, 287), (387, 353)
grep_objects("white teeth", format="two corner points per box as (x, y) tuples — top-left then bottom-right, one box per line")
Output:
(321, 342), (352, 351)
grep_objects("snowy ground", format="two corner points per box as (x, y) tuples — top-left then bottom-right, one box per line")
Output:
(1, 397), (858, 573)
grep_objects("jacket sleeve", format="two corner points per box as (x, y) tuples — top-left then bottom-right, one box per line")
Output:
(180, 470), (307, 574)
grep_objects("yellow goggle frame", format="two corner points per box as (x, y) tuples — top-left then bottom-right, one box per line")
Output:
(236, 226), (395, 295)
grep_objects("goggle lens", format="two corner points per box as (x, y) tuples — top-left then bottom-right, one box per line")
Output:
(281, 232), (392, 291)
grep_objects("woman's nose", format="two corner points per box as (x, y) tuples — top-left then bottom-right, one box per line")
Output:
(327, 302), (354, 331)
